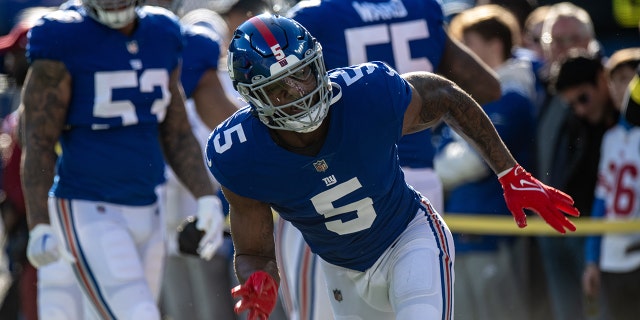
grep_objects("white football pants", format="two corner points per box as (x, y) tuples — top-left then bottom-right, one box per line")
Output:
(38, 198), (164, 320)
(276, 169), (447, 319)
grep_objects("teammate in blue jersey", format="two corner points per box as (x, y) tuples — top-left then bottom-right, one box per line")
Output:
(208, 13), (580, 320)
(143, 2), (240, 319)
(281, 0), (501, 318)
(288, 0), (500, 171)
(21, 1), (225, 319)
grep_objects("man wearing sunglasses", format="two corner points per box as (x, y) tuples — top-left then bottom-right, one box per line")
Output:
(551, 49), (618, 128)
(547, 48), (619, 319)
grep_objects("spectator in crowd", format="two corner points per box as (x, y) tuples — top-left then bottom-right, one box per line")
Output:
(582, 47), (640, 320)
(550, 49), (617, 128)
(621, 70), (640, 126)
(532, 3), (606, 319)
(22, 1), (224, 319)
(538, 0), (640, 54)
(280, 0), (501, 318)
(521, 5), (549, 61)
(606, 48), (640, 110)
(517, 5), (550, 111)
(439, 5), (536, 319)
(621, 20), (640, 127)
(546, 48), (619, 320)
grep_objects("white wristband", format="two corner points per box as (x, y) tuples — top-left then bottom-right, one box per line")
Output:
(497, 166), (515, 179)
(197, 195), (219, 212)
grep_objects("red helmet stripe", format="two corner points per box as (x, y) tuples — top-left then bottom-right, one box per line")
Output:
(249, 16), (279, 49)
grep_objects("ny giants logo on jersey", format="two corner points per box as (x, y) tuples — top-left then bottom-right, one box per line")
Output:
(323, 175), (337, 187)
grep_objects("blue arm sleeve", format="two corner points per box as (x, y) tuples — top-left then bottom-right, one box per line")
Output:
(584, 197), (605, 264)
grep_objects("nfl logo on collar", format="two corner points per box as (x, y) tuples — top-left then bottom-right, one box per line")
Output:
(313, 159), (328, 172)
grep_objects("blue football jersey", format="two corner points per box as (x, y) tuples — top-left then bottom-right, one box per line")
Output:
(207, 62), (422, 271)
(181, 24), (222, 98)
(28, 6), (184, 205)
(289, 0), (448, 169)
(288, 0), (446, 74)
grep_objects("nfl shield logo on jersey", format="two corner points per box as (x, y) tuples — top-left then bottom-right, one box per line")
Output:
(126, 40), (139, 54)
(313, 159), (328, 172)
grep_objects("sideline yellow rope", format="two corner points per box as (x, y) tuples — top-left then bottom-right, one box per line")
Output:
(443, 214), (640, 236)
(230, 211), (640, 236)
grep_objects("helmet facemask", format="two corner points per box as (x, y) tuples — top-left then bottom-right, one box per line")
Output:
(83, 0), (139, 29)
(237, 43), (332, 133)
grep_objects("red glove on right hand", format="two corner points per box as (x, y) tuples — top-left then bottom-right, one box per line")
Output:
(499, 164), (580, 234)
(231, 271), (278, 320)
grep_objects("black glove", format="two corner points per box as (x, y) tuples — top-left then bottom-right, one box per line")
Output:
(177, 216), (231, 256)
(177, 216), (204, 256)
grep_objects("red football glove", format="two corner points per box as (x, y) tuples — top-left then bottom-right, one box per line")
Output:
(231, 271), (278, 320)
(499, 164), (580, 234)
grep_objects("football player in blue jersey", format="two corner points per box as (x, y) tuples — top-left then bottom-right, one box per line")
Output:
(279, 0), (502, 318)
(143, 1), (240, 319)
(208, 13), (580, 320)
(21, 1), (225, 319)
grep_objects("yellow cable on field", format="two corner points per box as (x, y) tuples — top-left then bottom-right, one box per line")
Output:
(443, 214), (640, 236)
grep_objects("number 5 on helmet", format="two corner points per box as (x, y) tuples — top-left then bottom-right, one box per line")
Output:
(498, 164), (580, 234)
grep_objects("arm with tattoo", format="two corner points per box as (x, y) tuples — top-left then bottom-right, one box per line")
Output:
(402, 71), (580, 233)
(159, 66), (215, 198)
(21, 60), (71, 230)
(402, 71), (515, 174)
